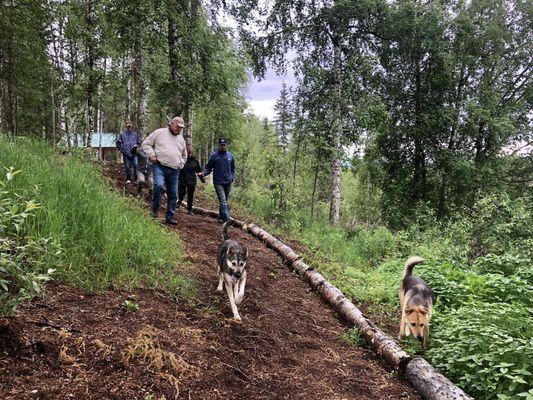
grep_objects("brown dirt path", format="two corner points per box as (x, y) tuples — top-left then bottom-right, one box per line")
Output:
(0, 163), (419, 400)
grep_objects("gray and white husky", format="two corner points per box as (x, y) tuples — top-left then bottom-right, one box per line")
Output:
(217, 221), (249, 321)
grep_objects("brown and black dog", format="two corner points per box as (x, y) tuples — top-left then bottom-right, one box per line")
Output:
(399, 256), (434, 348)
(217, 222), (249, 321)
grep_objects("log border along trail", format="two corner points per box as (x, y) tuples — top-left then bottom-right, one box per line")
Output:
(191, 205), (472, 400)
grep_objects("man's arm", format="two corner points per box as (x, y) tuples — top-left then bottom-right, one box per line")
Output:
(231, 155), (235, 177)
(141, 131), (157, 161)
(202, 153), (215, 176)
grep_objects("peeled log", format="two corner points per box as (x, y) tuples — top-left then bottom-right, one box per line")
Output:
(291, 260), (313, 273)
(189, 207), (474, 400)
(304, 269), (411, 368)
(245, 224), (301, 263)
(406, 358), (471, 400)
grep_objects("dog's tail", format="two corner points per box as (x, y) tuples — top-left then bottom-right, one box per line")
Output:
(403, 256), (425, 278)
(222, 221), (230, 241)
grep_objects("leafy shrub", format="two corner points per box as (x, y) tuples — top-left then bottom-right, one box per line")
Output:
(420, 262), (533, 309)
(469, 193), (532, 258)
(0, 169), (58, 316)
(428, 303), (532, 399)
(473, 254), (531, 277)
(419, 262), (484, 308)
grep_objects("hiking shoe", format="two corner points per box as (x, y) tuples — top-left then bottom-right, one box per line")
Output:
(165, 219), (178, 226)
(187, 210), (194, 215)
(151, 208), (158, 218)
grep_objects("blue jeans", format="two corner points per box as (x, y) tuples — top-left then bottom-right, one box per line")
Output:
(123, 154), (138, 182)
(214, 183), (232, 222)
(153, 164), (179, 220)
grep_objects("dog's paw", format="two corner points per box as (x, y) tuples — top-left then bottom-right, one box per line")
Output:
(216, 285), (223, 292)
(232, 315), (242, 322)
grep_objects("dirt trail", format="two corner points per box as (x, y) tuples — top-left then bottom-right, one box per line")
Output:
(0, 164), (419, 400)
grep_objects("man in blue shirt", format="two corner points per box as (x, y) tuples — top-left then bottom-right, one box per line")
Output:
(116, 120), (141, 184)
(201, 138), (235, 222)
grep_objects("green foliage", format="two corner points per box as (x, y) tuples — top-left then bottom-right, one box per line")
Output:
(0, 168), (58, 316)
(233, 152), (532, 398)
(166, 273), (197, 303)
(474, 254), (532, 278)
(469, 193), (533, 258)
(340, 327), (367, 348)
(122, 295), (140, 312)
(0, 136), (184, 292)
(427, 304), (532, 399)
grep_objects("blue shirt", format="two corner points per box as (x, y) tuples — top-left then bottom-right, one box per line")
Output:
(203, 150), (235, 185)
(116, 130), (140, 157)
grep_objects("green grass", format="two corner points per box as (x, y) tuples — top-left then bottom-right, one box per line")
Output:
(0, 136), (188, 292)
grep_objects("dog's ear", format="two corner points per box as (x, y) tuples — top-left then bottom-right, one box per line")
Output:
(227, 246), (235, 257)
(242, 245), (249, 259)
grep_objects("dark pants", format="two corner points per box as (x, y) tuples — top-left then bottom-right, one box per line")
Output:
(177, 184), (196, 211)
(214, 183), (231, 222)
(153, 164), (179, 221)
(123, 154), (138, 182)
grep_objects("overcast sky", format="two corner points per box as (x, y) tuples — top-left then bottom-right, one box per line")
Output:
(246, 67), (294, 121)
(217, 11), (295, 122)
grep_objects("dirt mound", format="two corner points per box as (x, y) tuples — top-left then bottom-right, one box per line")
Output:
(0, 163), (419, 399)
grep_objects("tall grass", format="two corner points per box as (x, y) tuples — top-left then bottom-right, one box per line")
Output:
(0, 136), (185, 291)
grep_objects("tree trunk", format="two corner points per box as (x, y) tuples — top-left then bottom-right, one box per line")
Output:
(184, 103), (193, 147)
(311, 158), (319, 218)
(406, 358), (472, 400)
(13, 93), (18, 135)
(292, 131), (301, 192)
(474, 121), (487, 165)
(65, 109), (71, 148)
(124, 53), (132, 122)
(73, 123), (79, 147)
(85, 0), (96, 148)
(51, 77), (56, 145)
(167, 0), (182, 116)
(329, 35), (342, 225)
(8, 79), (15, 134)
(438, 64), (466, 219)
(412, 54), (426, 202)
(133, 0), (146, 137)
(97, 58), (107, 160)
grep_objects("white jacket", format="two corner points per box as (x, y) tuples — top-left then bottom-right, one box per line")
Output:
(142, 127), (187, 170)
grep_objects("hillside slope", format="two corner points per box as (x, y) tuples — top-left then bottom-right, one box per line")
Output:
(0, 164), (419, 399)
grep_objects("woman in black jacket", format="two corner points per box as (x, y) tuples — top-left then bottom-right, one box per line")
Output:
(178, 146), (204, 214)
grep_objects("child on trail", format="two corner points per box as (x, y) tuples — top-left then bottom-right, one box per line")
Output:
(177, 146), (205, 214)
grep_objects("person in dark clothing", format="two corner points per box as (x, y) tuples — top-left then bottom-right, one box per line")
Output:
(177, 146), (205, 214)
(116, 120), (141, 184)
(200, 138), (235, 222)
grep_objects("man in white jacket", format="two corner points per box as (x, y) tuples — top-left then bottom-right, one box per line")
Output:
(142, 116), (187, 225)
